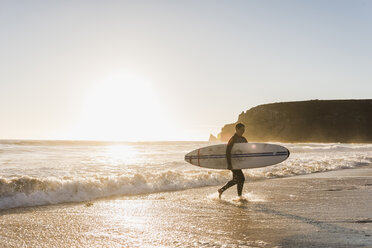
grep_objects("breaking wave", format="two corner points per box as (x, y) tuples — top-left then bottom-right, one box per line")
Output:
(1, 141), (372, 210)
(0, 170), (229, 210)
(1, 153), (372, 210)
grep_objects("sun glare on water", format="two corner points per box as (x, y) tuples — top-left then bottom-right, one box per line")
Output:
(73, 73), (175, 141)
(105, 144), (139, 165)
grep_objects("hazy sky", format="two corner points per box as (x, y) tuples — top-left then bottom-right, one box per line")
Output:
(1, 0), (371, 141)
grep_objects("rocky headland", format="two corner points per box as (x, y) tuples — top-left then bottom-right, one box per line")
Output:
(213, 99), (372, 143)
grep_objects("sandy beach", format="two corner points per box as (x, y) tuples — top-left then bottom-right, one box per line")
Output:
(0, 165), (371, 248)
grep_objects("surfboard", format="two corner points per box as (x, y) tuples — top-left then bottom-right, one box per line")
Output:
(185, 143), (290, 170)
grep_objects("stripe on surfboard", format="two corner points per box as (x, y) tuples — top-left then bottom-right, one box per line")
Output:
(185, 151), (288, 160)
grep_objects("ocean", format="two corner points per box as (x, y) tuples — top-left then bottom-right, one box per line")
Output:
(1, 140), (371, 210)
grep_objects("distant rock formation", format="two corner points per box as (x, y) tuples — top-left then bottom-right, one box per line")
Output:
(209, 134), (218, 142)
(217, 99), (372, 143)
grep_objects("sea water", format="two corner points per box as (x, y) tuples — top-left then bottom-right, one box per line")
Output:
(0, 140), (371, 210)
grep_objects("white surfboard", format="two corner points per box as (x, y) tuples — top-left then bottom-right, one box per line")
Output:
(185, 143), (290, 170)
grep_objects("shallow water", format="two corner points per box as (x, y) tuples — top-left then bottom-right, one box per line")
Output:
(1, 176), (371, 248)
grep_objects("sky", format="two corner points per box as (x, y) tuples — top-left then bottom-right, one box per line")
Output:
(0, 0), (371, 141)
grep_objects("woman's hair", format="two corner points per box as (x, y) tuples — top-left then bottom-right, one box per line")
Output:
(235, 123), (245, 129)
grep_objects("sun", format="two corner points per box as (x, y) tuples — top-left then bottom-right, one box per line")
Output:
(73, 73), (174, 141)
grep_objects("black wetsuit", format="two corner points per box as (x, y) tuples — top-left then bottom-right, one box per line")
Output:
(219, 133), (247, 196)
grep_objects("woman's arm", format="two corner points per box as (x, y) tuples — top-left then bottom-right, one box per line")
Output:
(226, 137), (234, 170)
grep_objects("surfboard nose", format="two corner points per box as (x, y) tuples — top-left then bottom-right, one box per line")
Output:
(184, 151), (192, 163)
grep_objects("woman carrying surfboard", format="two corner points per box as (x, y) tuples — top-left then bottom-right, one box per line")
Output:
(218, 123), (247, 199)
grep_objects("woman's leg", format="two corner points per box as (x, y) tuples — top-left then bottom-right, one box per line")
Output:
(218, 170), (238, 197)
(219, 178), (237, 193)
(235, 170), (245, 196)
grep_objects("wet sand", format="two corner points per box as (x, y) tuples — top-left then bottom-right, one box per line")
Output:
(1, 166), (372, 248)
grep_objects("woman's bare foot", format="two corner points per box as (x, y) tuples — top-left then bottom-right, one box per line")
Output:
(218, 189), (223, 199)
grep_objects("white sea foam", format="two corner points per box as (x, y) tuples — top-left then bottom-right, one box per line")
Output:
(208, 192), (265, 203)
(0, 141), (371, 209)
(0, 171), (230, 210)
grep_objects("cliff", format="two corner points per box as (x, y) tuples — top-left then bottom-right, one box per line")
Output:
(217, 99), (372, 143)
(208, 134), (218, 142)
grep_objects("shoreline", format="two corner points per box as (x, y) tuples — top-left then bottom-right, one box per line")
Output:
(1, 166), (372, 247)
(288, 164), (372, 178)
